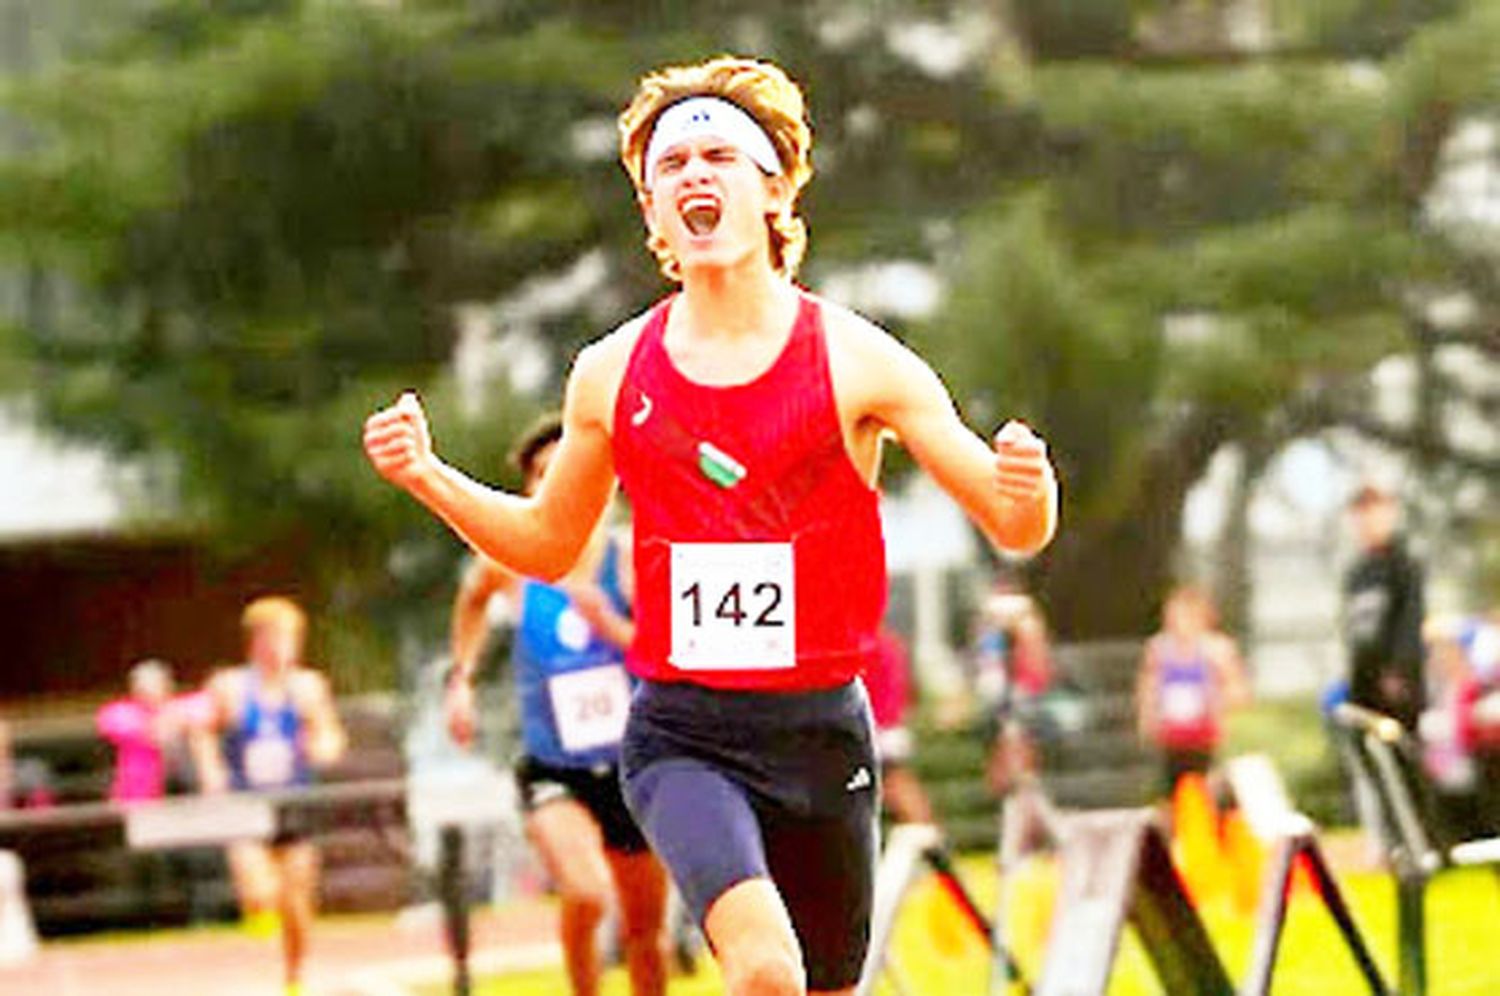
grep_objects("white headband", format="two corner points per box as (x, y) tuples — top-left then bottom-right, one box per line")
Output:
(643, 97), (783, 187)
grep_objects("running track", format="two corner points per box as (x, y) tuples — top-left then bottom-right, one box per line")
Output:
(0, 904), (559, 996)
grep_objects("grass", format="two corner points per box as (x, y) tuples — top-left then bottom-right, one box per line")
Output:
(454, 859), (1500, 995)
(1222, 696), (1350, 827)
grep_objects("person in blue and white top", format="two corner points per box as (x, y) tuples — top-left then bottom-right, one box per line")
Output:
(447, 413), (668, 996)
(194, 597), (346, 996)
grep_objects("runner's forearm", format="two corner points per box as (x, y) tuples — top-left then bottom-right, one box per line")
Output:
(407, 460), (582, 581)
(450, 587), (493, 679)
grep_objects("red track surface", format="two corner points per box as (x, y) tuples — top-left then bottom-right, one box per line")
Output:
(0, 903), (558, 996)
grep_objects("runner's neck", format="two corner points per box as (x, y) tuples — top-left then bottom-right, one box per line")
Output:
(677, 261), (797, 343)
(249, 662), (293, 696)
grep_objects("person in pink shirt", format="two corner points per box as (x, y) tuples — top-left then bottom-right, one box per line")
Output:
(97, 660), (206, 803)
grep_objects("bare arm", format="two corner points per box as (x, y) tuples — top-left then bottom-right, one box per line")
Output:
(565, 582), (635, 651)
(0, 720), (12, 809)
(562, 532), (635, 651)
(363, 336), (627, 580)
(1136, 641), (1159, 740)
(1212, 634), (1251, 710)
(450, 559), (516, 683)
(190, 675), (233, 794)
(296, 672), (348, 768)
(843, 315), (1058, 555)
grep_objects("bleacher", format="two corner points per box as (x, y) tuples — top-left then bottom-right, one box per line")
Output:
(913, 641), (1158, 851)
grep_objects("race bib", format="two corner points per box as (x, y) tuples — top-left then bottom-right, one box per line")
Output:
(670, 543), (795, 671)
(243, 736), (296, 789)
(548, 664), (631, 753)
(1161, 683), (1209, 724)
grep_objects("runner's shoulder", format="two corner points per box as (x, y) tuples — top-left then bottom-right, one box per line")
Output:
(567, 311), (654, 420)
(814, 293), (938, 401)
(814, 294), (893, 350)
(203, 667), (246, 719)
(289, 668), (334, 708)
(572, 311), (652, 385)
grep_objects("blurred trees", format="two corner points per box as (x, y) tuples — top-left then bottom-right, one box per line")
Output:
(935, 0), (1498, 635)
(0, 0), (1496, 673)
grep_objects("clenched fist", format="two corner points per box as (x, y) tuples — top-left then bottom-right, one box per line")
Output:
(993, 420), (1052, 502)
(992, 420), (1056, 553)
(363, 392), (435, 490)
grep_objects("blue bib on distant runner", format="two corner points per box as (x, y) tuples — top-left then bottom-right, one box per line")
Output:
(225, 669), (311, 792)
(515, 540), (634, 768)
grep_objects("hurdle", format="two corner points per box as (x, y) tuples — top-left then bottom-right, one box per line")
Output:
(858, 822), (1028, 996)
(1333, 703), (1500, 996)
(974, 767), (1395, 996)
(990, 776), (1059, 995)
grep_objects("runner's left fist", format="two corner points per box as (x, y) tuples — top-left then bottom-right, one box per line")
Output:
(993, 420), (1053, 502)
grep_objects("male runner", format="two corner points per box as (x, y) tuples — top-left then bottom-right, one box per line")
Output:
(193, 597), (346, 996)
(364, 56), (1057, 996)
(447, 414), (667, 996)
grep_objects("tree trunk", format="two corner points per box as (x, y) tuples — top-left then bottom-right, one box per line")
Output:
(1214, 433), (1271, 640)
(1032, 407), (1242, 639)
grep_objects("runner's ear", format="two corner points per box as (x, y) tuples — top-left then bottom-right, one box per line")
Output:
(638, 189), (659, 232)
(763, 173), (793, 216)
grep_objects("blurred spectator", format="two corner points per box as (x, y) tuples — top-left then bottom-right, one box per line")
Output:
(0, 718), (56, 811)
(1339, 483), (1426, 855)
(1420, 619), (1476, 822)
(974, 588), (1055, 797)
(863, 626), (934, 825)
(1342, 485), (1426, 730)
(1135, 584), (1249, 796)
(97, 660), (210, 803)
(0, 718), (11, 811)
(10, 759), (56, 810)
(1452, 610), (1500, 834)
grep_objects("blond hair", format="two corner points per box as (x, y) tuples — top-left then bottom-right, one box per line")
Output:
(241, 596), (307, 637)
(619, 56), (814, 280)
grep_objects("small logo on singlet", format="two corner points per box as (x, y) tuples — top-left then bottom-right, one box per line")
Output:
(845, 766), (873, 792)
(697, 441), (747, 489)
(631, 393), (654, 427)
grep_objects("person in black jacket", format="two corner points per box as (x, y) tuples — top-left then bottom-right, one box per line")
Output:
(1339, 483), (1426, 859)
(1343, 484), (1426, 731)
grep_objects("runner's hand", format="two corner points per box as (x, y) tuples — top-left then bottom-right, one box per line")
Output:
(444, 672), (477, 748)
(563, 582), (610, 631)
(363, 392), (435, 491)
(992, 420), (1052, 503)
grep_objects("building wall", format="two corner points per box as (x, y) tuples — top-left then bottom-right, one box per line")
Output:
(0, 537), (306, 700)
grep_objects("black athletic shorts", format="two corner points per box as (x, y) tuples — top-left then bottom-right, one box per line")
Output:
(621, 679), (879, 992)
(1160, 746), (1215, 797)
(270, 801), (321, 847)
(515, 755), (649, 855)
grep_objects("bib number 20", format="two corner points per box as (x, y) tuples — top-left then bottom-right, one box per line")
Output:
(670, 543), (795, 671)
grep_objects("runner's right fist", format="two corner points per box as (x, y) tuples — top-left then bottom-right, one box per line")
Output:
(363, 392), (434, 490)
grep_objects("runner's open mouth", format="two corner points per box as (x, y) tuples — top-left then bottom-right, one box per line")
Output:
(679, 196), (722, 236)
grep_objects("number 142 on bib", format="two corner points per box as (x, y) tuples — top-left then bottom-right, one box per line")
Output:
(670, 543), (795, 671)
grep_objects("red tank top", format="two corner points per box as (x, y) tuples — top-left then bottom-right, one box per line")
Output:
(612, 292), (887, 691)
